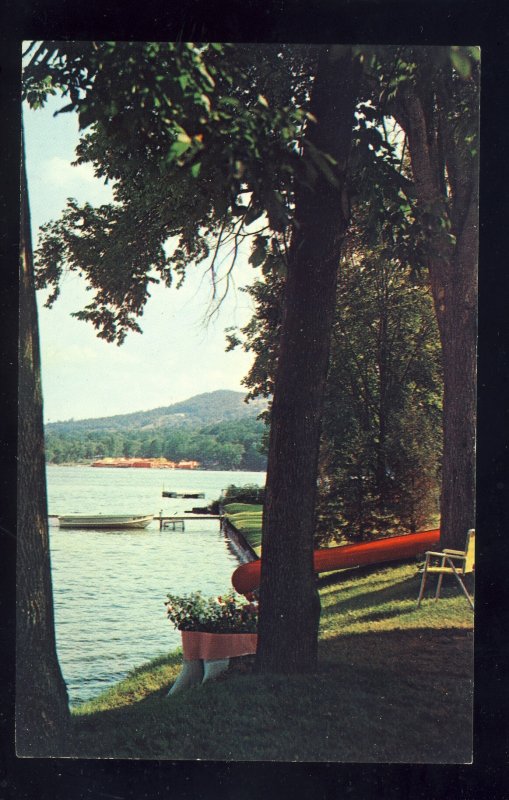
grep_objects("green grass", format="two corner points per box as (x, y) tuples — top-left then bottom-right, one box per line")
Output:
(223, 503), (263, 515)
(69, 560), (474, 762)
(224, 503), (263, 555)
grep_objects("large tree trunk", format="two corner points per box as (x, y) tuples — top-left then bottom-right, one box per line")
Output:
(396, 79), (478, 551)
(17, 128), (70, 755)
(256, 47), (360, 673)
(435, 206), (477, 550)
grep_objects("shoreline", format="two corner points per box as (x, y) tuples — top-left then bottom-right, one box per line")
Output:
(222, 518), (259, 564)
(70, 522), (254, 709)
(69, 560), (473, 761)
(45, 461), (266, 472)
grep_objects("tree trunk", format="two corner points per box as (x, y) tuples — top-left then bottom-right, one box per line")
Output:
(256, 47), (360, 673)
(376, 272), (389, 513)
(17, 128), (70, 755)
(436, 216), (477, 550)
(397, 83), (478, 550)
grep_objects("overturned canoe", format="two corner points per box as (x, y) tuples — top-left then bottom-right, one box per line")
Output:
(231, 528), (441, 595)
(57, 514), (154, 530)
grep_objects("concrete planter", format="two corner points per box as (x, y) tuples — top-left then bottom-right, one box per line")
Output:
(181, 630), (258, 661)
(167, 632), (258, 695)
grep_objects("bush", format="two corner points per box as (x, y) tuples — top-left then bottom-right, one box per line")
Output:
(211, 484), (265, 511)
(165, 591), (258, 633)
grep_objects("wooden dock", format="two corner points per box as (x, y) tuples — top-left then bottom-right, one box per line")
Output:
(162, 491), (206, 499)
(156, 513), (224, 531)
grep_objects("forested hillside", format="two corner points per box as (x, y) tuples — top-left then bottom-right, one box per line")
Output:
(44, 391), (267, 470)
(45, 390), (266, 434)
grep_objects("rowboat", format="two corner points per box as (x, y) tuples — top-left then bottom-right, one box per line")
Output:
(57, 514), (154, 530)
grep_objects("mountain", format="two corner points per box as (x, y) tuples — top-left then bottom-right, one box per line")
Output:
(45, 390), (267, 435)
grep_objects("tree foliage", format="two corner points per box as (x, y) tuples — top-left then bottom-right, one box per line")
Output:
(45, 416), (267, 470)
(25, 42), (322, 341)
(26, 43), (429, 335)
(318, 249), (442, 541)
(379, 46), (479, 550)
(228, 215), (443, 544)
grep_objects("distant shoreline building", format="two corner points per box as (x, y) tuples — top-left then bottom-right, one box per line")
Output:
(91, 457), (200, 469)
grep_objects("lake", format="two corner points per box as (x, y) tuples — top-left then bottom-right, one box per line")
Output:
(46, 465), (265, 706)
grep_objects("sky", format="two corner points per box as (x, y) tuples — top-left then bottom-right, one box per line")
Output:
(23, 96), (260, 423)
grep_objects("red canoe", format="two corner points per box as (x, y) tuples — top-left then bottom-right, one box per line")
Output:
(231, 528), (440, 595)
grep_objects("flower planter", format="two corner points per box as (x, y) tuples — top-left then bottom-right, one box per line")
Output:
(181, 630), (258, 661)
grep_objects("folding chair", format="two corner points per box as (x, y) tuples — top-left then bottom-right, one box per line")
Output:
(417, 528), (475, 610)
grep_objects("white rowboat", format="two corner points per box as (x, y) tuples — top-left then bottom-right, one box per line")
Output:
(57, 514), (154, 530)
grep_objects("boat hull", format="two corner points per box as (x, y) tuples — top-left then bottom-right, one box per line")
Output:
(232, 529), (441, 594)
(57, 514), (154, 530)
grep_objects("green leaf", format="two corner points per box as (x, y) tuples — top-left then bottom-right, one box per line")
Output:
(191, 162), (202, 178)
(167, 140), (192, 161)
(178, 73), (191, 91)
(196, 61), (215, 88)
(200, 93), (211, 112)
(450, 48), (472, 79)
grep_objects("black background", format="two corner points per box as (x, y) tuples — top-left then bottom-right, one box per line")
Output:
(1, 1), (508, 797)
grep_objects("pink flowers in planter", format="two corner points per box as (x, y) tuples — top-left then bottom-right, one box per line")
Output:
(164, 590), (259, 695)
(164, 590), (258, 634)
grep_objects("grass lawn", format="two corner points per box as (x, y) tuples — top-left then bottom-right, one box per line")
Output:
(222, 504), (441, 560)
(224, 503), (263, 555)
(70, 560), (474, 762)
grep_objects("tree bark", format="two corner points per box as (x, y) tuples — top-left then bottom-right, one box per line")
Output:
(436, 211), (477, 550)
(17, 128), (71, 755)
(375, 267), (390, 513)
(256, 47), (360, 673)
(396, 82), (478, 550)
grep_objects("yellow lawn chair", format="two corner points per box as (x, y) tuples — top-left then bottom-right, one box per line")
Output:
(417, 529), (475, 610)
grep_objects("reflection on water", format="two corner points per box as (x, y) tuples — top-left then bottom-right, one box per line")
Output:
(47, 466), (264, 705)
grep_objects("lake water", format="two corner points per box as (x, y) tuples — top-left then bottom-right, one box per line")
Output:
(46, 465), (265, 706)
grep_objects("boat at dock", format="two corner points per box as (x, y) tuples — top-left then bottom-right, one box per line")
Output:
(57, 514), (154, 530)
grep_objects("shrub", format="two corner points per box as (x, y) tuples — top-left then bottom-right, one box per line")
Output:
(209, 483), (265, 512)
(164, 591), (258, 633)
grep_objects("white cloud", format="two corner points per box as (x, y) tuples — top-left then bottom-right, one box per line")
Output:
(40, 156), (99, 189)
